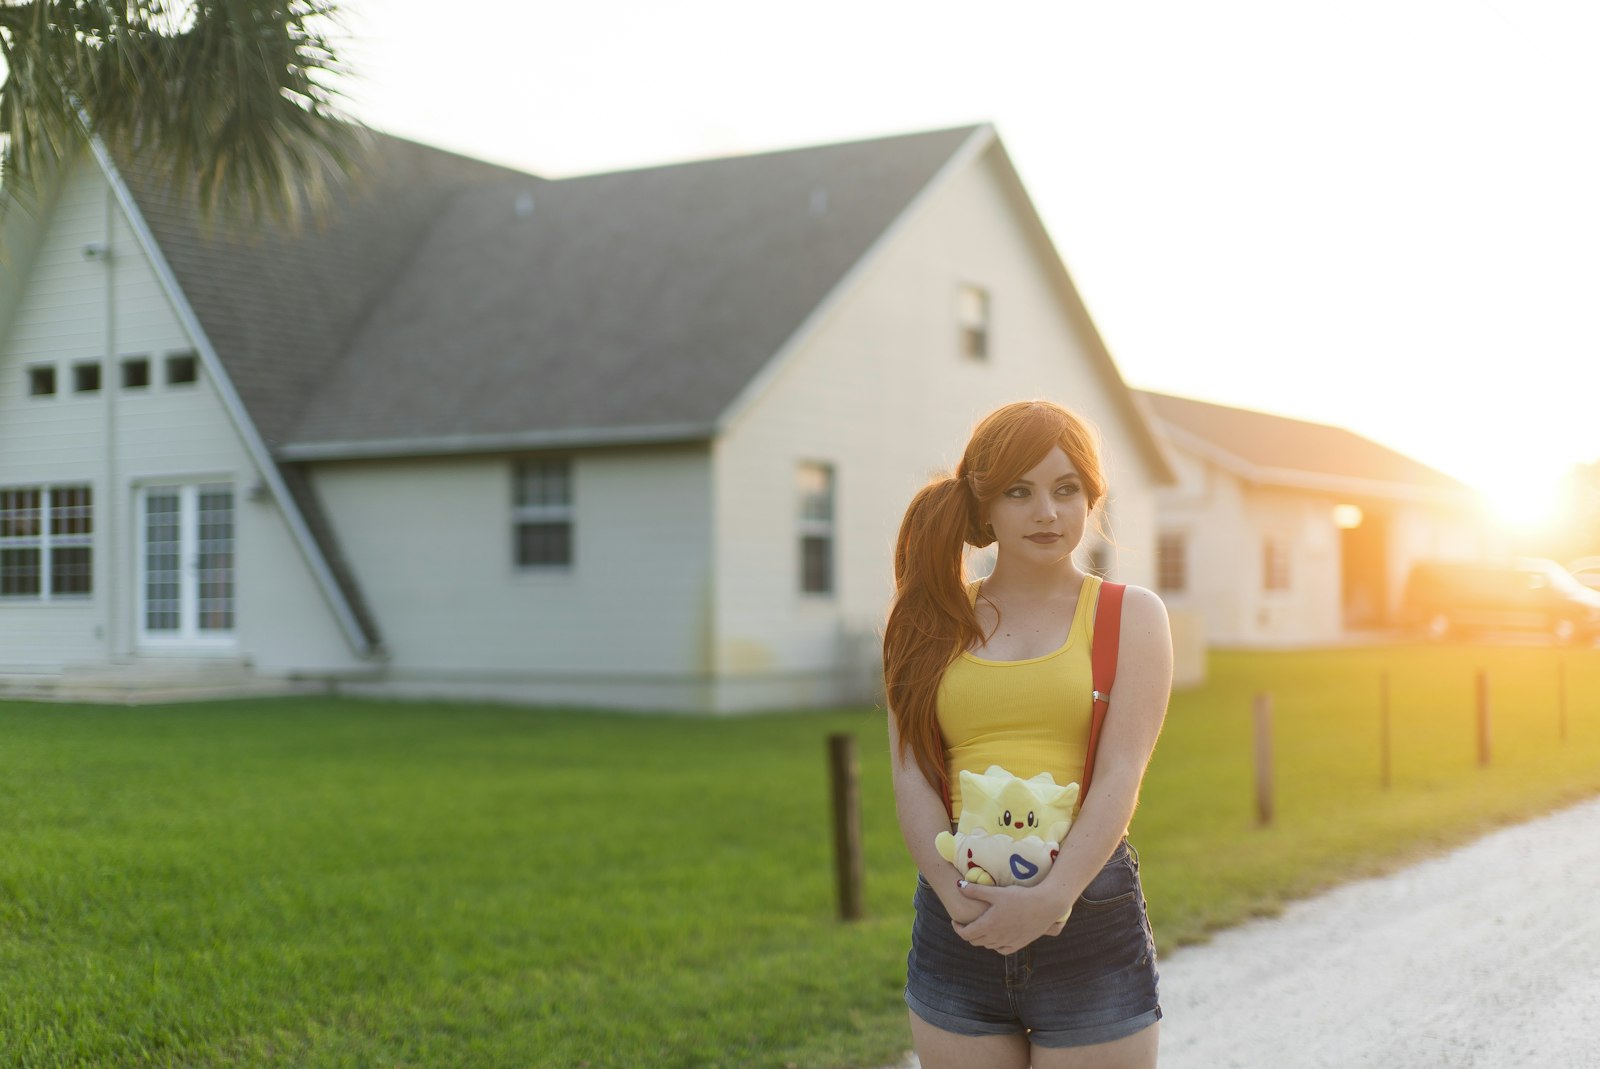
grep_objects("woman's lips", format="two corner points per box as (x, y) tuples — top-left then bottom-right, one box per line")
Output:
(1025, 533), (1061, 543)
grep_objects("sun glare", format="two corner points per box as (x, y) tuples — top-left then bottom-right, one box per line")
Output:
(1477, 468), (1569, 539)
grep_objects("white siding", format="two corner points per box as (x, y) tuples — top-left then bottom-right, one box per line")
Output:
(311, 445), (715, 709)
(0, 153), (364, 675)
(711, 143), (1165, 711)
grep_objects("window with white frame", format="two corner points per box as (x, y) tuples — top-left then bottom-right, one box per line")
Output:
(957, 283), (991, 360)
(514, 458), (573, 568)
(1157, 531), (1187, 593)
(0, 485), (93, 598)
(798, 462), (834, 594)
(1263, 534), (1291, 591)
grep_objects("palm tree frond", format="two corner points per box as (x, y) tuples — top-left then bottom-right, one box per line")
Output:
(1, 1), (360, 229)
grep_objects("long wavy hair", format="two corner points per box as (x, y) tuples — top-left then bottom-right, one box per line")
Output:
(883, 400), (1108, 808)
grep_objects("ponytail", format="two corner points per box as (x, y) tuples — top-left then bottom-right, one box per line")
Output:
(883, 475), (987, 808)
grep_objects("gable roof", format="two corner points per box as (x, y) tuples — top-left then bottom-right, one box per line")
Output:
(115, 132), (537, 450)
(1138, 390), (1477, 504)
(279, 125), (983, 458)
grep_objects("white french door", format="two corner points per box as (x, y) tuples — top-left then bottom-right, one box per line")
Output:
(137, 483), (236, 647)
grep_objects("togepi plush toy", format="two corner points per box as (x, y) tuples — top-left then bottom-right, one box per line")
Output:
(935, 766), (1080, 889)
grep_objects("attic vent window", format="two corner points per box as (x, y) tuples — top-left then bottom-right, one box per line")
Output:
(28, 365), (56, 397)
(165, 352), (199, 386)
(121, 356), (151, 390)
(73, 363), (101, 394)
(957, 284), (990, 360)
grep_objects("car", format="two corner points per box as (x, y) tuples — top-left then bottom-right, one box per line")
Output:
(1568, 557), (1600, 593)
(1399, 558), (1600, 644)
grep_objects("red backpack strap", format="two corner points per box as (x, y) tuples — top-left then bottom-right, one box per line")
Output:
(1081, 581), (1126, 799)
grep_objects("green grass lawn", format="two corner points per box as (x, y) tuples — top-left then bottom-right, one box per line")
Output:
(1, 644), (1597, 1068)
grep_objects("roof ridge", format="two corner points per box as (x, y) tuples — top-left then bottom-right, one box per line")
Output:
(547, 122), (991, 183)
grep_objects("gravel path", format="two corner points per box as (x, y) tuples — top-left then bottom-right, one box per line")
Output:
(895, 794), (1600, 1068)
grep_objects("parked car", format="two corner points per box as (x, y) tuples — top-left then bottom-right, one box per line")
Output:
(1399, 558), (1600, 644)
(1568, 557), (1600, 593)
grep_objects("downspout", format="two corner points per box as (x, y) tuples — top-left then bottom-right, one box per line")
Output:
(102, 182), (120, 662)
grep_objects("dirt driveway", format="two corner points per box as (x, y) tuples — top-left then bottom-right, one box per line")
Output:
(1158, 794), (1600, 1068)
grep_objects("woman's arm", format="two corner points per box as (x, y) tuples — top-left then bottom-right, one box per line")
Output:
(953, 585), (1173, 954)
(886, 709), (990, 927)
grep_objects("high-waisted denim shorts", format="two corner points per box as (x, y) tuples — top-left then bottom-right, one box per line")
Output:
(904, 840), (1161, 1049)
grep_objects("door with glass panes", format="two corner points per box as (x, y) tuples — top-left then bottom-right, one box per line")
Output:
(137, 483), (235, 646)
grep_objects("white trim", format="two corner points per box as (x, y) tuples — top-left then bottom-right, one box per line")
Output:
(279, 422), (715, 462)
(714, 125), (999, 437)
(87, 138), (376, 657)
(135, 482), (239, 651)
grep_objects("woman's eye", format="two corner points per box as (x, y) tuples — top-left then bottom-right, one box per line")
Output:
(1056, 484), (1079, 496)
(1004, 487), (1027, 498)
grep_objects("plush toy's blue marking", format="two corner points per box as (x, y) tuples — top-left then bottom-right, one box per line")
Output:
(1010, 855), (1039, 881)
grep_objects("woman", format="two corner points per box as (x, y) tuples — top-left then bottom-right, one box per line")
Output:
(883, 400), (1172, 1069)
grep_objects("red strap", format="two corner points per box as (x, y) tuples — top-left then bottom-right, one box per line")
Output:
(1081, 581), (1125, 799)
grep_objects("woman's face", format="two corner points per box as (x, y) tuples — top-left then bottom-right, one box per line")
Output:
(985, 445), (1088, 564)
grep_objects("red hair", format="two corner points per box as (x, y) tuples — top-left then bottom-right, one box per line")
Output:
(882, 401), (1107, 807)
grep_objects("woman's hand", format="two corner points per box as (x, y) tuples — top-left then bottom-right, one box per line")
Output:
(950, 882), (1069, 954)
(939, 880), (991, 927)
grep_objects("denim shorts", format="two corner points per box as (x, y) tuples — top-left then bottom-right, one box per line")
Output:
(904, 840), (1161, 1049)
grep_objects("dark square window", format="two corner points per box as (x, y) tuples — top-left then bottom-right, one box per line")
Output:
(0, 548), (41, 597)
(50, 546), (92, 596)
(121, 357), (151, 389)
(166, 352), (199, 386)
(28, 366), (56, 397)
(517, 521), (572, 567)
(801, 535), (832, 594)
(73, 363), (101, 393)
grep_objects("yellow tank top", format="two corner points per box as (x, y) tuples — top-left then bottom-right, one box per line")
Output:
(937, 573), (1101, 814)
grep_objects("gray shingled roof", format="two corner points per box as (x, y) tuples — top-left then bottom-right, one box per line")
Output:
(1138, 390), (1472, 496)
(116, 133), (538, 450)
(284, 125), (982, 454)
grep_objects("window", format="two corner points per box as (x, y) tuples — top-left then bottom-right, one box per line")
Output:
(28, 365), (56, 397)
(121, 356), (150, 389)
(165, 352), (199, 386)
(0, 485), (93, 599)
(514, 458), (573, 568)
(73, 363), (101, 394)
(1263, 535), (1291, 591)
(1157, 531), (1187, 593)
(957, 283), (990, 360)
(798, 462), (834, 594)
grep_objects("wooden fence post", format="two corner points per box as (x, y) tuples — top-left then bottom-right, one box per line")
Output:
(1380, 670), (1392, 791)
(1254, 693), (1274, 827)
(1558, 657), (1568, 745)
(828, 733), (864, 921)
(1476, 670), (1492, 768)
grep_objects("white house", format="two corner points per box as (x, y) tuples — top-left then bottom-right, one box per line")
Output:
(1140, 390), (1496, 647)
(0, 124), (1174, 710)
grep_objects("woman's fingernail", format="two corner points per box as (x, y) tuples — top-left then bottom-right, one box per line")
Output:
(957, 879), (967, 888)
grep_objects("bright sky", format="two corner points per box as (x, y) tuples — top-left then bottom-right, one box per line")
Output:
(335, 0), (1598, 532)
